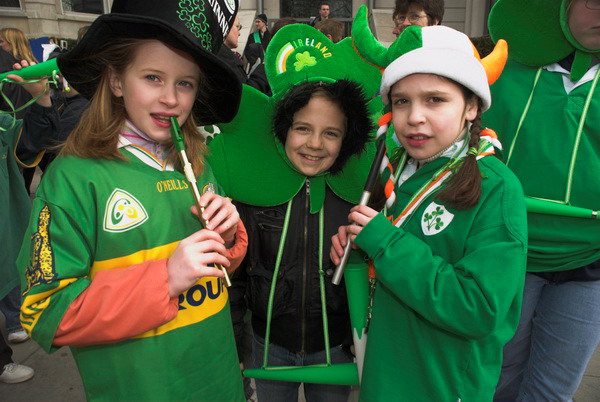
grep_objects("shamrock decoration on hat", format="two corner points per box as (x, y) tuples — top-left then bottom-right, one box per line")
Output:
(488, 0), (599, 81)
(207, 8), (383, 213)
(58, 0), (241, 124)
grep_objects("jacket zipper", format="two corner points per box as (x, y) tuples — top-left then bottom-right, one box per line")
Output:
(300, 178), (310, 354)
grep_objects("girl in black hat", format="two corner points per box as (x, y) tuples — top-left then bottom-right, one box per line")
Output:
(18, 0), (247, 400)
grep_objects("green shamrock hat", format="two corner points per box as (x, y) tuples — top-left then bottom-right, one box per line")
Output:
(207, 15), (383, 213)
(265, 18), (383, 101)
(488, 0), (599, 81)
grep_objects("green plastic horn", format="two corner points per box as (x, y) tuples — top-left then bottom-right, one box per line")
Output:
(0, 58), (59, 81)
(344, 260), (370, 380)
(243, 260), (369, 386)
(244, 363), (358, 386)
(526, 197), (599, 220)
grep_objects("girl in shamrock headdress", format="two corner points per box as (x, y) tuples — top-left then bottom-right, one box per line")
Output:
(233, 79), (373, 402)
(483, 0), (600, 400)
(17, 0), (247, 400)
(331, 25), (528, 400)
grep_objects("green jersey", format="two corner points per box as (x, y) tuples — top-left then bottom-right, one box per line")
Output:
(19, 142), (244, 401)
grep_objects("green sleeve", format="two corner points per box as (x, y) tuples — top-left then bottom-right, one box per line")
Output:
(18, 164), (96, 353)
(355, 212), (527, 339)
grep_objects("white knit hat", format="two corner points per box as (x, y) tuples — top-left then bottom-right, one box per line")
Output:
(380, 25), (492, 111)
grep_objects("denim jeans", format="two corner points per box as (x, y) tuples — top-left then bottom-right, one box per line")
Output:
(0, 286), (23, 333)
(494, 273), (600, 402)
(252, 334), (352, 402)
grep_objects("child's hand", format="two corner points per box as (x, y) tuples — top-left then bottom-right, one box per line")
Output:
(167, 229), (229, 298)
(330, 205), (379, 265)
(7, 60), (51, 106)
(192, 192), (240, 246)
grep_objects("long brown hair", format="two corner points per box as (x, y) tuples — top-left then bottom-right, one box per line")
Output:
(436, 97), (484, 209)
(0, 28), (37, 63)
(60, 38), (208, 176)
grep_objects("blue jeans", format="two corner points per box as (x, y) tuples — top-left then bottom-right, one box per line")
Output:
(0, 286), (23, 333)
(494, 273), (600, 401)
(252, 334), (352, 402)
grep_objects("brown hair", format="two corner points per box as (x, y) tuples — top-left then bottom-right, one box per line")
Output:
(436, 97), (484, 210)
(60, 39), (207, 176)
(271, 17), (298, 36)
(315, 18), (345, 43)
(77, 25), (91, 43)
(0, 28), (37, 63)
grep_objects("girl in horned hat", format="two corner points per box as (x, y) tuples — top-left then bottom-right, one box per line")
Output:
(17, 0), (247, 400)
(484, 0), (600, 400)
(331, 25), (528, 400)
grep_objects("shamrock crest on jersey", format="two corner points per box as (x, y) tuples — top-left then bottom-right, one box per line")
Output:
(421, 202), (454, 236)
(103, 189), (149, 233)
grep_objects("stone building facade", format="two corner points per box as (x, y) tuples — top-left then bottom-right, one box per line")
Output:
(0, 0), (493, 51)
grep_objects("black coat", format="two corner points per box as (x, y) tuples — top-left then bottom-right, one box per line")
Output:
(233, 183), (353, 354)
(216, 46), (270, 96)
(246, 29), (271, 51)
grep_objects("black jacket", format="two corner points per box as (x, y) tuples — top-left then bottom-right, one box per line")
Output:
(246, 29), (271, 51)
(216, 46), (270, 96)
(233, 182), (353, 354)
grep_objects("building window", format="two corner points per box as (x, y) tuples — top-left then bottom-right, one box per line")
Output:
(281, 0), (351, 20)
(0, 0), (21, 7)
(62, 0), (104, 14)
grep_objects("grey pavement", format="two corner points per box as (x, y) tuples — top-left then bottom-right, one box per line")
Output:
(0, 327), (598, 401)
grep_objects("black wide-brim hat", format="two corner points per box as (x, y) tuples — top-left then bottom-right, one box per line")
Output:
(57, 0), (241, 125)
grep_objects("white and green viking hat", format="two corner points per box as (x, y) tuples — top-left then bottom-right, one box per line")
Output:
(380, 25), (501, 112)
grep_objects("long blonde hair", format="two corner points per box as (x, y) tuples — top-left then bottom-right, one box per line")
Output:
(0, 28), (37, 63)
(60, 38), (208, 176)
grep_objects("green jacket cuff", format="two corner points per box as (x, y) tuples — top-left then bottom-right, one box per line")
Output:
(355, 213), (403, 259)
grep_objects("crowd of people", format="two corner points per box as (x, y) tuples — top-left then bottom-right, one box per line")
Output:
(0, 0), (598, 401)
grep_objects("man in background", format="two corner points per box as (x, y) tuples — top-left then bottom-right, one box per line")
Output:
(247, 13), (271, 51)
(310, 2), (331, 27)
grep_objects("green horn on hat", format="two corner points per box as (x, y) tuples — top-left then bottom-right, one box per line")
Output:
(384, 25), (425, 66)
(351, 5), (388, 68)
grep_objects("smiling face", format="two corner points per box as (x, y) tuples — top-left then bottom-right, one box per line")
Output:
(390, 74), (477, 161)
(568, 0), (600, 50)
(284, 95), (346, 176)
(109, 40), (200, 144)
